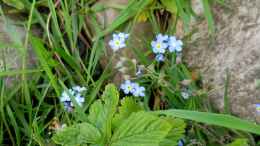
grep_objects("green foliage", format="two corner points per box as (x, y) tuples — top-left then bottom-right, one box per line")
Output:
(52, 84), (186, 146)
(156, 109), (260, 135)
(2, 0), (25, 10)
(227, 138), (249, 146)
(52, 123), (101, 146)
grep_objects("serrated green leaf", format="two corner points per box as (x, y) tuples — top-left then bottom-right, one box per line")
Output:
(52, 122), (101, 145)
(110, 112), (172, 146)
(113, 97), (143, 128)
(160, 118), (186, 146)
(88, 84), (119, 142)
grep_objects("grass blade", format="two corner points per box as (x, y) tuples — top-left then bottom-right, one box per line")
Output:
(156, 109), (260, 135)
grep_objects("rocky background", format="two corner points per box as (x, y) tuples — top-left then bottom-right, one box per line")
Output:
(185, 0), (260, 121)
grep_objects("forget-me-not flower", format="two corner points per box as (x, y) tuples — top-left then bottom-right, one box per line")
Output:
(109, 32), (129, 52)
(168, 36), (183, 52)
(120, 80), (146, 97)
(60, 86), (86, 112)
(151, 34), (168, 54)
(155, 54), (165, 62)
(132, 83), (145, 97)
(120, 80), (135, 94)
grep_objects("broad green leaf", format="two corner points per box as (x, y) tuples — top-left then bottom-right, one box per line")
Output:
(113, 97), (143, 128)
(2, 0), (24, 10)
(110, 112), (172, 146)
(156, 109), (260, 135)
(88, 84), (119, 141)
(161, 0), (177, 14)
(52, 122), (101, 145)
(226, 138), (249, 146)
(160, 118), (186, 146)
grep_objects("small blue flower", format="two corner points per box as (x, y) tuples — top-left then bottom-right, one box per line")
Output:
(256, 104), (260, 114)
(132, 83), (145, 97)
(117, 32), (129, 40)
(155, 54), (165, 62)
(178, 139), (184, 146)
(120, 80), (146, 97)
(168, 36), (183, 52)
(109, 32), (129, 52)
(151, 40), (168, 54)
(120, 80), (135, 94)
(60, 86), (86, 112)
(156, 33), (169, 42)
(151, 34), (169, 54)
(72, 86), (87, 93)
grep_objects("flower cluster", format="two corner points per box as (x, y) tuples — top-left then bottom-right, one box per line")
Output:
(60, 86), (86, 112)
(109, 32), (129, 52)
(151, 34), (183, 62)
(120, 80), (145, 97)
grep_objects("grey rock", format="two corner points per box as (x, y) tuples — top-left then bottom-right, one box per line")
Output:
(185, 0), (260, 121)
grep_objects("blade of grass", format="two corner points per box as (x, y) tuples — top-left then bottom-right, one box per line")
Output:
(31, 36), (60, 96)
(155, 109), (260, 135)
(99, 0), (153, 38)
(223, 68), (230, 114)
(201, 0), (215, 34)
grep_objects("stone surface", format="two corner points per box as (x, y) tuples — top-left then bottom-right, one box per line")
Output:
(184, 0), (260, 121)
(0, 17), (38, 86)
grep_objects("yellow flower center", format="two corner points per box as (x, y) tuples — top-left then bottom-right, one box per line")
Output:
(156, 43), (161, 49)
(115, 40), (120, 46)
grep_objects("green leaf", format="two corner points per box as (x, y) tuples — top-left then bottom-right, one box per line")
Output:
(110, 112), (172, 146)
(201, 0), (215, 33)
(30, 36), (60, 96)
(113, 97), (143, 128)
(99, 0), (153, 38)
(88, 84), (119, 141)
(156, 109), (260, 135)
(161, 0), (177, 14)
(226, 138), (249, 146)
(2, 0), (25, 10)
(52, 122), (101, 145)
(160, 118), (186, 146)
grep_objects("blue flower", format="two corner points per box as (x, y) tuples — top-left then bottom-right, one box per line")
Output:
(132, 84), (145, 97)
(156, 33), (169, 42)
(151, 34), (169, 54)
(109, 32), (129, 52)
(117, 32), (129, 40)
(256, 104), (260, 114)
(155, 54), (165, 62)
(120, 80), (135, 94)
(120, 80), (146, 97)
(168, 36), (183, 52)
(178, 139), (184, 146)
(60, 86), (86, 112)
